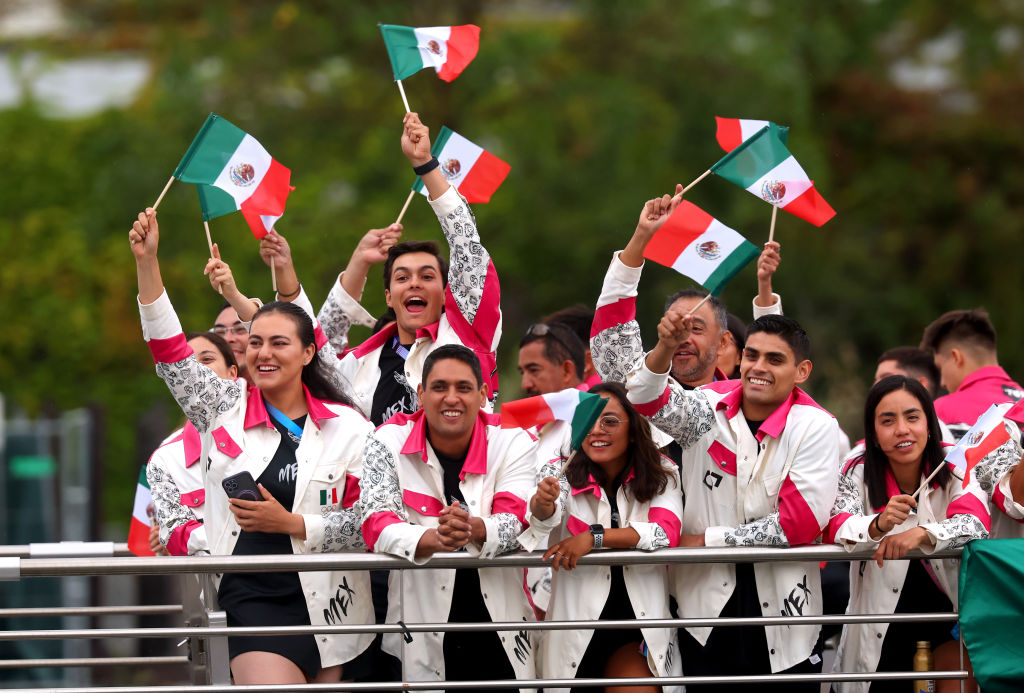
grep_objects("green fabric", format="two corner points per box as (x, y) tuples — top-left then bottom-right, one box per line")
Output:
(704, 240), (760, 296)
(379, 24), (425, 81)
(411, 125), (454, 192)
(173, 113), (246, 183)
(568, 391), (608, 450)
(196, 183), (238, 221)
(959, 538), (1024, 692)
(710, 122), (791, 188)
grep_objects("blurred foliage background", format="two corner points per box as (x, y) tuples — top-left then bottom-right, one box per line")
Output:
(3, 0), (1024, 531)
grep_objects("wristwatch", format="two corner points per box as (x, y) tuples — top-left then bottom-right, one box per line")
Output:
(589, 524), (605, 549)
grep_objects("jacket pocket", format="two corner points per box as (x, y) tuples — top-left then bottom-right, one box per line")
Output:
(403, 489), (444, 517)
(707, 441), (737, 476)
(180, 489), (205, 508)
(211, 426), (243, 458)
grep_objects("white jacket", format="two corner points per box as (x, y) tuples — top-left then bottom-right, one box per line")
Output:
(359, 410), (538, 690)
(826, 454), (990, 693)
(139, 290), (375, 668)
(147, 422), (208, 555)
(590, 253), (840, 673)
(972, 414), (1024, 539)
(532, 457), (683, 692)
(318, 185), (502, 418)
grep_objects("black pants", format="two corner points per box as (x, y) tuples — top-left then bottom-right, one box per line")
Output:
(679, 564), (823, 693)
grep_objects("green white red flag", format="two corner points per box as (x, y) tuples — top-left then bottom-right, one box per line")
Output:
(174, 113), (294, 239)
(411, 126), (510, 203)
(945, 404), (1012, 488)
(500, 389), (607, 451)
(127, 466), (155, 557)
(643, 201), (759, 296)
(380, 24), (480, 82)
(710, 123), (835, 227)
(715, 117), (789, 152)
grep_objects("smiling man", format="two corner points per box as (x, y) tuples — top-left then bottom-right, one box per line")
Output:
(359, 345), (537, 689)
(625, 312), (839, 691)
(314, 112), (502, 426)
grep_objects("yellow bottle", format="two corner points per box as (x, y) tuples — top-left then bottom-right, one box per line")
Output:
(912, 640), (934, 693)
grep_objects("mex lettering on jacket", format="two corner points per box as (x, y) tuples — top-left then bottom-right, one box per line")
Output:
(323, 576), (357, 625)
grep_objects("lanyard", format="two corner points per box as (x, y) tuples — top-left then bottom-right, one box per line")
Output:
(264, 399), (304, 441)
(391, 336), (410, 360)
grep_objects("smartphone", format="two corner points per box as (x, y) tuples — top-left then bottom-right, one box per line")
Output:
(222, 471), (261, 501)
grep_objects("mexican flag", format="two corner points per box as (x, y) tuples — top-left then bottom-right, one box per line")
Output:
(945, 403), (1011, 488)
(380, 24), (480, 82)
(715, 117), (788, 152)
(500, 389), (608, 450)
(411, 126), (511, 203)
(710, 123), (836, 227)
(174, 113), (294, 239)
(643, 200), (760, 295)
(127, 466), (155, 557)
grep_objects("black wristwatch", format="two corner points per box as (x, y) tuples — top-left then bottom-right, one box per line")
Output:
(590, 524), (605, 549)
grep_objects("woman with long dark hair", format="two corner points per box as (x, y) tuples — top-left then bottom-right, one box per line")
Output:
(130, 208), (374, 686)
(826, 375), (988, 693)
(530, 382), (682, 692)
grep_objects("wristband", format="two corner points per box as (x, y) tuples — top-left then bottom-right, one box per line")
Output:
(873, 514), (887, 534)
(413, 157), (439, 176)
(278, 284), (301, 299)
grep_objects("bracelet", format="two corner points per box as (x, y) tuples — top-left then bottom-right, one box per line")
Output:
(873, 514), (887, 534)
(278, 284), (301, 299)
(413, 157), (439, 176)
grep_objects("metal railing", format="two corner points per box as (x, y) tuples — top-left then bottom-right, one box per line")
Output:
(0, 542), (968, 691)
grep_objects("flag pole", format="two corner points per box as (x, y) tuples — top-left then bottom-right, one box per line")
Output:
(395, 190), (416, 225)
(557, 450), (580, 479)
(911, 463), (947, 500)
(681, 169), (711, 195)
(152, 176), (175, 210)
(396, 80), (411, 113)
(203, 220), (222, 295)
(688, 292), (714, 316)
(768, 205), (778, 244)
(271, 255), (278, 293)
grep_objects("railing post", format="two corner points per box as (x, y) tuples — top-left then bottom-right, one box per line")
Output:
(205, 609), (231, 685)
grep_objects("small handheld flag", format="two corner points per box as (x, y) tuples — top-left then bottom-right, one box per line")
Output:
(715, 117), (789, 153)
(175, 113), (294, 239)
(501, 389), (608, 452)
(942, 404), (1011, 491)
(710, 124), (835, 227)
(128, 466), (156, 557)
(411, 126), (511, 204)
(643, 201), (759, 296)
(380, 24), (480, 82)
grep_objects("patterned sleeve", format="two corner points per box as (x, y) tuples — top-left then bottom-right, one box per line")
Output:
(472, 434), (536, 558)
(824, 468), (878, 548)
(590, 251), (647, 384)
(316, 274), (376, 355)
(140, 291), (243, 433)
(630, 461), (683, 551)
(308, 503), (366, 553)
(972, 426), (1024, 521)
(431, 186), (503, 399)
(359, 432), (429, 562)
(517, 459), (571, 552)
(625, 365), (717, 449)
(920, 467), (991, 551)
(146, 452), (197, 550)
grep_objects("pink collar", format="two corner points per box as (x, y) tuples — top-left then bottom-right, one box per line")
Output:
(570, 467), (635, 498)
(956, 365), (1013, 392)
(351, 320), (442, 359)
(242, 385), (340, 431)
(398, 409), (492, 481)
(712, 384), (826, 442)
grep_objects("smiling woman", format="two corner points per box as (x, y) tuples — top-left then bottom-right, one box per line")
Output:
(826, 376), (989, 693)
(128, 208), (377, 686)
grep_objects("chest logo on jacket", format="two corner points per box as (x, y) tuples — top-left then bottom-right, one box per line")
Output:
(703, 470), (723, 490)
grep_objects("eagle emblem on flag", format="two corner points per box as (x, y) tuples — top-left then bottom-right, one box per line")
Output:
(230, 163), (256, 187)
(760, 180), (786, 204)
(441, 158), (462, 179)
(428, 40), (442, 55)
(697, 241), (721, 260)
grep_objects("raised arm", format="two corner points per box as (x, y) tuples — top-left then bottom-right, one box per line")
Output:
(403, 111), (502, 395)
(316, 226), (400, 354)
(130, 209), (242, 433)
(753, 241), (784, 317)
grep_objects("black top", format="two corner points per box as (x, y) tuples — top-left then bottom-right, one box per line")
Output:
(370, 337), (417, 426)
(218, 414), (306, 606)
(435, 448), (468, 506)
(745, 417), (765, 439)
